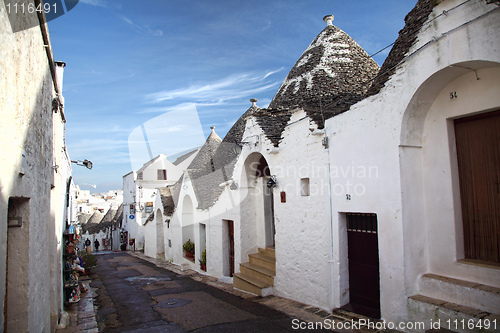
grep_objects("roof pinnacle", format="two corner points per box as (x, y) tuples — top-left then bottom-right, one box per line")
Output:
(323, 15), (334, 26)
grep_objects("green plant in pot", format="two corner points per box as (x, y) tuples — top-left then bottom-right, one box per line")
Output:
(199, 249), (206, 271)
(183, 239), (195, 260)
(77, 251), (97, 275)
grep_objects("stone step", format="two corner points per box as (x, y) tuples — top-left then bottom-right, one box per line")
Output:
(419, 274), (500, 314)
(408, 295), (499, 333)
(249, 253), (276, 272)
(240, 262), (275, 286)
(258, 247), (275, 259)
(233, 272), (273, 297)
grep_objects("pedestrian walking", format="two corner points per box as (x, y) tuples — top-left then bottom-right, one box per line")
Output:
(94, 239), (100, 252)
(85, 238), (91, 254)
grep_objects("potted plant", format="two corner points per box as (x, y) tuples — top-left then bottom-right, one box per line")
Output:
(199, 249), (206, 271)
(78, 251), (97, 275)
(183, 239), (195, 261)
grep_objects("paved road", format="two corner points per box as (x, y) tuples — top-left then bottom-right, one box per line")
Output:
(90, 252), (327, 332)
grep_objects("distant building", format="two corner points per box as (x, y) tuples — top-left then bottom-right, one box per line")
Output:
(122, 151), (198, 251)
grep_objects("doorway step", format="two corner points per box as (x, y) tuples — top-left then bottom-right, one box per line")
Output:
(234, 248), (275, 296)
(408, 274), (500, 333)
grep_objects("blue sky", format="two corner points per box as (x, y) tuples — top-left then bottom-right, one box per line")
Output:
(48, 0), (417, 193)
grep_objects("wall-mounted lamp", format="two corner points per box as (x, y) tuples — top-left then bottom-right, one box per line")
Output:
(71, 159), (93, 170)
(267, 175), (277, 189)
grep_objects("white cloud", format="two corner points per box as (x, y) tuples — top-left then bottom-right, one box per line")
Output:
(145, 70), (282, 104)
(119, 15), (163, 37)
(263, 67), (284, 79)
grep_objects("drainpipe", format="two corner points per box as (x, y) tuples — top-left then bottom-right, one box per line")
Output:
(324, 135), (335, 311)
(34, 0), (66, 123)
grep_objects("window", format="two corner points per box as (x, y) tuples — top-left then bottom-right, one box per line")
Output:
(157, 169), (167, 180)
(137, 172), (143, 180)
(300, 178), (310, 196)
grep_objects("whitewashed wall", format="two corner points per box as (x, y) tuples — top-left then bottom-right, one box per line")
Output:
(324, 0), (500, 323)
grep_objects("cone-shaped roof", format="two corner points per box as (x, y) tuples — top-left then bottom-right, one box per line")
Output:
(268, 17), (380, 123)
(77, 213), (92, 225)
(87, 211), (104, 224)
(187, 127), (222, 175)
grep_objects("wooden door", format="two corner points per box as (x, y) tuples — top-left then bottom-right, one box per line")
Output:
(346, 213), (380, 318)
(455, 110), (500, 263)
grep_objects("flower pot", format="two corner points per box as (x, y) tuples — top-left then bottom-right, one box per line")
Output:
(185, 250), (195, 261)
(200, 263), (206, 271)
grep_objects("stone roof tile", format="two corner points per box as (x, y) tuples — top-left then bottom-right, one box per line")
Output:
(269, 18), (380, 126)
(367, 0), (434, 96)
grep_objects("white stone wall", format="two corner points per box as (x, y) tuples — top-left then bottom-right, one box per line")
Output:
(324, 0), (500, 323)
(122, 172), (138, 249)
(0, 1), (65, 330)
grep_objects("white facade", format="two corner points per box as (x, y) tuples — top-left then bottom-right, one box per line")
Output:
(0, 1), (75, 330)
(123, 152), (198, 251)
(159, 0), (500, 330)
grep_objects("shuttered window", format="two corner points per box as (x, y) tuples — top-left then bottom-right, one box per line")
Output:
(455, 110), (500, 264)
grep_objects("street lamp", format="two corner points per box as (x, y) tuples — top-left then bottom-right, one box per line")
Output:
(71, 159), (93, 170)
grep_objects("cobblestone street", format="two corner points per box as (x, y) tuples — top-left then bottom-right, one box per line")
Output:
(89, 252), (330, 332)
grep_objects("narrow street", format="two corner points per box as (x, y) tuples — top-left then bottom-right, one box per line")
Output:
(90, 252), (326, 332)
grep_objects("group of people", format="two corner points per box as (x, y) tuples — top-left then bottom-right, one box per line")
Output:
(83, 238), (100, 253)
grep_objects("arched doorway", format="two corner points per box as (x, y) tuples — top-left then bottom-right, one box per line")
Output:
(156, 209), (164, 259)
(400, 62), (500, 283)
(240, 153), (275, 260)
(181, 195), (195, 261)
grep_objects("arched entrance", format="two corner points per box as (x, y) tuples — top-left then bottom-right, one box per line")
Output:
(181, 195), (195, 261)
(155, 209), (164, 259)
(400, 61), (500, 284)
(240, 153), (275, 260)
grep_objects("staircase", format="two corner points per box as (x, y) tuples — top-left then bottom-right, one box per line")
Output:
(408, 274), (500, 333)
(234, 247), (275, 296)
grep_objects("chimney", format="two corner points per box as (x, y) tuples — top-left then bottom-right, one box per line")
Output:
(54, 61), (66, 94)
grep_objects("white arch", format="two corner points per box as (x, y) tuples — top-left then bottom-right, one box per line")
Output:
(399, 61), (500, 292)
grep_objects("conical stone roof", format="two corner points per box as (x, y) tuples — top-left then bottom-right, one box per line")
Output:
(268, 16), (380, 124)
(187, 127), (222, 176)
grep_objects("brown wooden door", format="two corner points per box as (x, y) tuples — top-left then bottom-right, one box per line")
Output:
(228, 220), (235, 277)
(455, 110), (500, 264)
(346, 213), (380, 319)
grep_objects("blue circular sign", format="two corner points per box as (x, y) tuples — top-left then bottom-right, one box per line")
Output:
(129, 215), (135, 220)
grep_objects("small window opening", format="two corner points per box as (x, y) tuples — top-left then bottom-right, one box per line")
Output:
(300, 178), (310, 196)
(157, 169), (167, 180)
